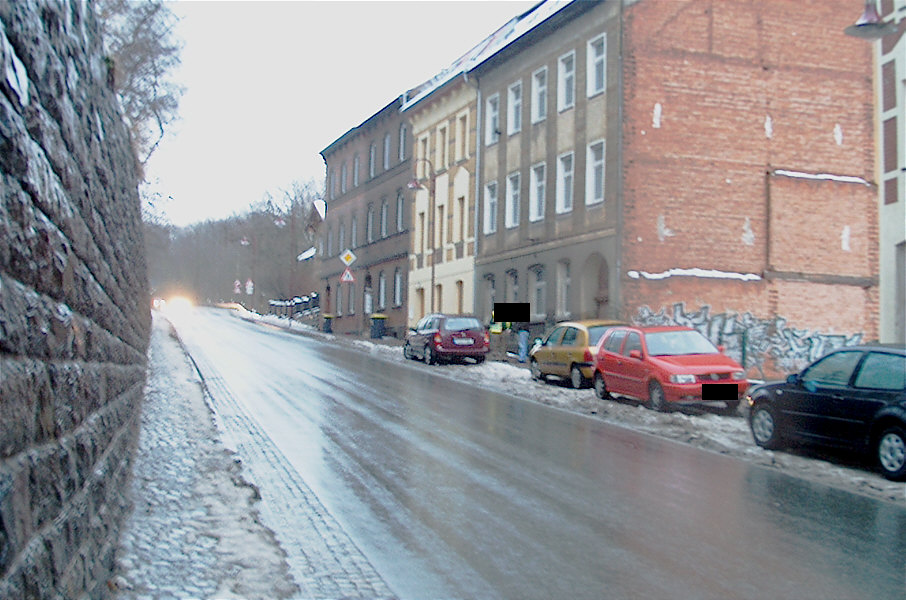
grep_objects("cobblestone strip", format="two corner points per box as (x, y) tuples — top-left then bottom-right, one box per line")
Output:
(182, 345), (396, 599)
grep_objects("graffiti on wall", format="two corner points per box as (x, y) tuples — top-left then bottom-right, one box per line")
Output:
(635, 303), (863, 378)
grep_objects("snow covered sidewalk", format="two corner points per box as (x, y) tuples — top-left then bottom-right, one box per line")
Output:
(110, 314), (299, 599)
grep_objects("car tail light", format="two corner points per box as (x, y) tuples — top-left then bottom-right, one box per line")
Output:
(483, 331), (490, 347)
(434, 332), (442, 348)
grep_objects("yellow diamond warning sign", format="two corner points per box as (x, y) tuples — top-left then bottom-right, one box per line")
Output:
(339, 248), (357, 266)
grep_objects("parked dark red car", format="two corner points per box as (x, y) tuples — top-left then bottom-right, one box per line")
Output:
(404, 314), (489, 364)
(593, 325), (749, 413)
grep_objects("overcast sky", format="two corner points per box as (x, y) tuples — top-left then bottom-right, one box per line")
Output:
(143, 0), (538, 227)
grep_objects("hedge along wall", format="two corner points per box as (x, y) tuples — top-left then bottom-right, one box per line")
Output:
(0, 1), (150, 598)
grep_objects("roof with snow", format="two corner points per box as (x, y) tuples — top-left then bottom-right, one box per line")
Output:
(400, 0), (576, 112)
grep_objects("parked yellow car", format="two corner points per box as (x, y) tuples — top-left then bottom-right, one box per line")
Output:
(529, 320), (625, 388)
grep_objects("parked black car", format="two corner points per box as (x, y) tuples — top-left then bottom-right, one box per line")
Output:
(746, 345), (906, 480)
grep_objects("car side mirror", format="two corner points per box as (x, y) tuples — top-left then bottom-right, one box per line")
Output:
(786, 374), (799, 384)
(629, 349), (642, 360)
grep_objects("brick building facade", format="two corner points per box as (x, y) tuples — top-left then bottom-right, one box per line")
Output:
(621, 0), (879, 377)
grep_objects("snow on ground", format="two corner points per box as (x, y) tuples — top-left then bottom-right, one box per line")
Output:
(241, 309), (906, 507)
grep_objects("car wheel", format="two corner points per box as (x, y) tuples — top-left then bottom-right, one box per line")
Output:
(593, 372), (610, 400)
(750, 404), (782, 449)
(530, 359), (544, 382)
(648, 380), (668, 412)
(403, 342), (413, 360)
(876, 426), (906, 481)
(423, 345), (434, 365)
(570, 365), (585, 389)
(474, 355), (486, 364)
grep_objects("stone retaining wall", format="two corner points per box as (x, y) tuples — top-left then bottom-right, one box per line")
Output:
(1, 1), (149, 597)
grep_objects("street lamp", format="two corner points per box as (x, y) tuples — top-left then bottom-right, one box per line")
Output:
(408, 157), (437, 314)
(844, 0), (898, 39)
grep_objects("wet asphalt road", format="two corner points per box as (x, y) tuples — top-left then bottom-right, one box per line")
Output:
(171, 307), (906, 600)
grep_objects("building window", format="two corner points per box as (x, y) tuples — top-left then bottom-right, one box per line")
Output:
(327, 227), (334, 256)
(399, 124), (407, 162)
(336, 279), (343, 316)
(417, 135), (430, 178)
(378, 271), (387, 309)
(532, 66), (547, 123)
(530, 162), (546, 222)
(369, 143), (376, 178)
(351, 215), (357, 248)
(383, 134), (391, 171)
(437, 124), (448, 169)
(396, 191), (405, 232)
(556, 152), (574, 214)
(587, 33), (606, 97)
(338, 221), (345, 252)
(505, 269), (518, 303)
(435, 283), (443, 313)
(556, 260), (571, 318)
(367, 204), (375, 243)
(456, 280), (464, 313)
(457, 196), (466, 241)
(437, 204), (445, 247)
(508, 81), (522, 135)
(530, 265), (546, 320)
(455, 111), (469, 161)
(394, 268), (403, 306)
(558, 51), (575, 112)
(380, 199), (388, 238)
(484, 181), (498, 234)
(418, 211), (426, 254)
(484, 275), (496, 322)
(348, 283), (355, 315)
(486, 94), (500, 145)
(340, 162), (347, 194)
(353, 154), (360, 187)
(586, 140), (605, 205)
(505, 172), (520, 229)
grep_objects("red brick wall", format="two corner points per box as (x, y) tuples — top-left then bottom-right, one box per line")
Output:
(621, 0), (878, 377)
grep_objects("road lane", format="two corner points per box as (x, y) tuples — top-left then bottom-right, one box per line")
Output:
(170, 307), (906, 599)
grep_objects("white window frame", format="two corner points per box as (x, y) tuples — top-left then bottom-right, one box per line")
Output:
(378, 271), (387, 310)
(340, 162), (347, 194)
(455, 111), (469, 161)
(437, 124), (448, 169)
(396, 192), (405, 232)
(353, 155), (360, 187)
(367, 204), (374, 243)
(558, 50), (575, 112)
(556, 152), (574, 214)
(530, 266), (546, 320)
(586, 140), (605, 205)
(369, 143), (376, 178)
(505, 172), (520, 229)
(380, 199), (388, 238)
(383, 133), (391, 171)
(529, 162), (546, 222)
(338, 221), (345, 252)
(336, 279), (343, 316)
(587, 33), (607, 97)
(556, 260), (571, 319)
(531, 66), (547, 123)
(398, 124), (407, 162)
(394, 268), (403, 306)
(350, 215), (357, 248)
(486, 94), (500, 145)
(484, 181), (498, 234)
(348, 282), (355, 315)
(507, 81), (522, 135)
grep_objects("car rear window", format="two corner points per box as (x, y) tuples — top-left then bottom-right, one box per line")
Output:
(645, 330), (718, 356)
(442, 317), (482, 332)
(854, 352), (906, 390)
(587, 326), (614, 346)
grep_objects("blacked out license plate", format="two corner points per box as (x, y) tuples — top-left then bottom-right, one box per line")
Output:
(702, 383), (737, 401)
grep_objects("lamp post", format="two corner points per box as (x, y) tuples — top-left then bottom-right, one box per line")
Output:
(844, 0), (898, 39)
(409, 157), (437, 314)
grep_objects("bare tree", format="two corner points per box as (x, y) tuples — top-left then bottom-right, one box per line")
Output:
(96, 0), (184, 169)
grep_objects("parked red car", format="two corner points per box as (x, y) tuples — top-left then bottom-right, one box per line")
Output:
(404, 314), (489, 364)
(593, 325), (749, 413)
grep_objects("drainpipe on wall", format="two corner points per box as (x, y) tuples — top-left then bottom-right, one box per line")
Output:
(465, 70), (484, 317)
(615, 0), (626, 319)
